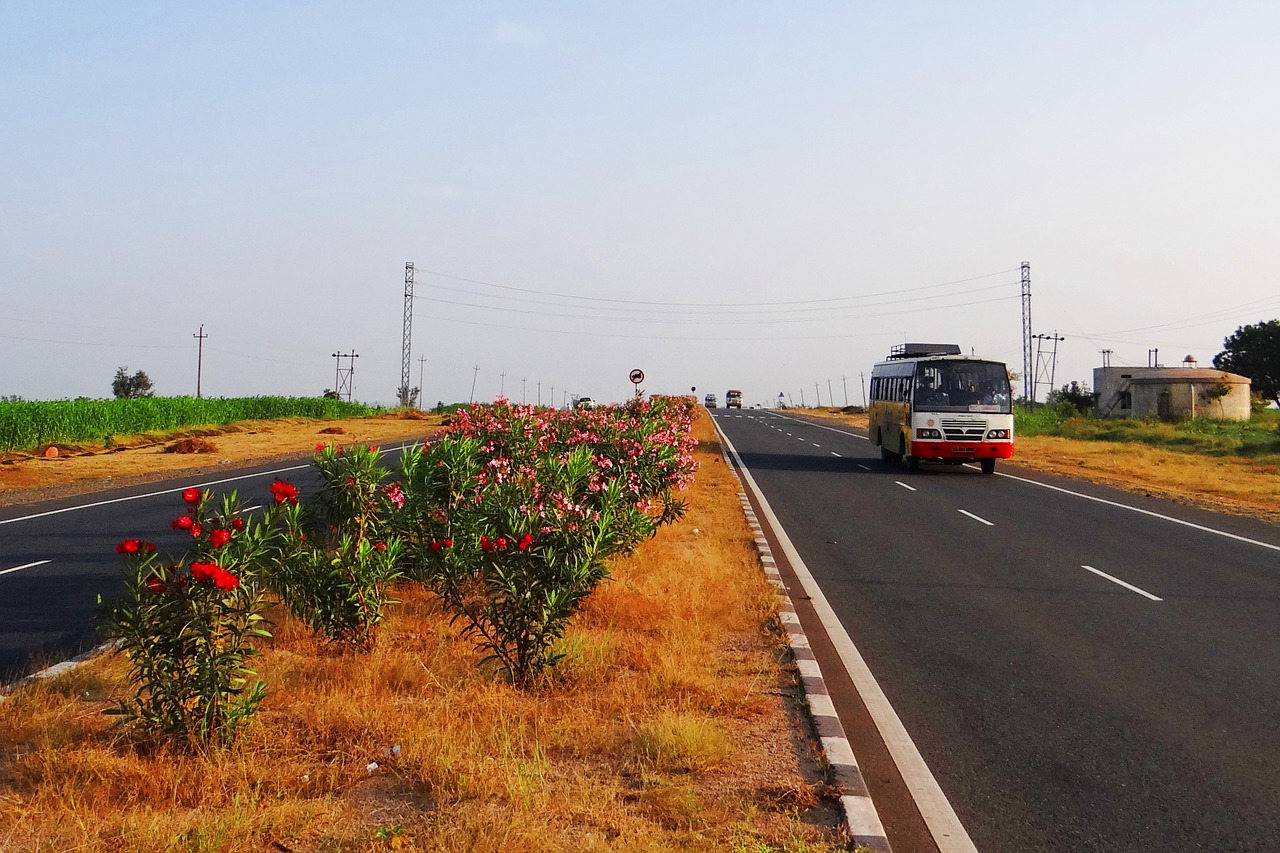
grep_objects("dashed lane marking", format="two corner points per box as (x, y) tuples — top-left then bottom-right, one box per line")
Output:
(1082, 565), (1163, 601)
(957, 509), (994, 526)
(0, 560), (51, 577)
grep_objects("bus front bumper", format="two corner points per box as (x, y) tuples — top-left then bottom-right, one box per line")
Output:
(909, 440), (1014, 460)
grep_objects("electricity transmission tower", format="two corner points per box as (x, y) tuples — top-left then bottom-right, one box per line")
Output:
(1021, 261), (1033, 403)
(399, 262), (415, 406)
(333, 351), (359, 402)
(1033, 332), (1065, 403)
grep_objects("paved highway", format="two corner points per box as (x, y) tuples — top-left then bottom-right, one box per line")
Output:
(0, 444), (418, 681)
(713, 409), (1280, 853)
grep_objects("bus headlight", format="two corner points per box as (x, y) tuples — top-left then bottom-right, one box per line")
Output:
(915, 428), (942, 439)
(986, 429), (1010, 439)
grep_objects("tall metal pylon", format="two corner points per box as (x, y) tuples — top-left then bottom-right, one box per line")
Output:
(1021, 261), (1032, 403)
(1033, 332), (1065, 402)
(399, 262), (415, 407)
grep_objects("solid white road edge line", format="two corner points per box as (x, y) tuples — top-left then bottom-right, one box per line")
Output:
(1081, 565), (1163, 601)
(992, 469), (1280, 554)
(717, 425), (978, 853)
(957, 510), (994, 527)
(895, 481), (917, 492)
(0, 560), (51, 577)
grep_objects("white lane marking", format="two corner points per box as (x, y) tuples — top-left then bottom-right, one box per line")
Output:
(1081, 565), (1163, 601)
(895, 481), (917, 492)
(0, 560), (51, 577)
(0, 441), (420, 528)
(714, 422), (978, 852)
(958, 509), (994, 527)
(993, 469), (1280, 554)
(857, 464), (870, 471)
(812, 443), (822, 447)
(774, 413), (871, 441)
(831, 452), (842, 457)
(785, 432), (793, 436)
(236, 505), (263, 514)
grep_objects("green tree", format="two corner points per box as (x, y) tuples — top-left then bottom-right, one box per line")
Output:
(1214, 320), (1280, 405)
(1046, 381), (1094, 415)
(112, 367), (155, 399)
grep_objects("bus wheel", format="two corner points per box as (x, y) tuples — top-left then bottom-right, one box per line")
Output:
(980, 458), (996, 475)
(906, 454), (921, 472)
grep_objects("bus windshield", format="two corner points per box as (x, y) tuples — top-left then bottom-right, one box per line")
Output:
(913, 360), (1011, 413)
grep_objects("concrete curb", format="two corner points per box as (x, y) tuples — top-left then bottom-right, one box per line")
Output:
(0, 640), (120, 701)
(713, 435), (893, 852)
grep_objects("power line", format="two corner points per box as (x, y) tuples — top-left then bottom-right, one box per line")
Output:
(417, 280), (1018, 318)
(416, 292), (1020, 327)
(417, 267), (1019, 308)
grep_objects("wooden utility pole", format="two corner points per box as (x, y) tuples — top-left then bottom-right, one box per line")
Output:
(193, 325), (207, 398)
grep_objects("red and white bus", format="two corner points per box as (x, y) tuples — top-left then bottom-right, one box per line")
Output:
(868, 343), (1013, 474)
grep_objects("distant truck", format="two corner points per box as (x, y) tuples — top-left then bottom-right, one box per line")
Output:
(704, 393), (717, 408)
(725, 389), (743, 409)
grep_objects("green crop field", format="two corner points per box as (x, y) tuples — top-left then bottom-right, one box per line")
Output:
(0, 397), (382, 452)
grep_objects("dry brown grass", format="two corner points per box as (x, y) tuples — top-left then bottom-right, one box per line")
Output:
(0, 411), (844, 852)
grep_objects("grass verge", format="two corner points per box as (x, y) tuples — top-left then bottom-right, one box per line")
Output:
(0, 410), (845, 852)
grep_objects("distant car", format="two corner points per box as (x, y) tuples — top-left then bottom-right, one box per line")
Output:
(725, 389), (743, 409)
(704, 393), (717, 408)
(574, 396), (595, 410)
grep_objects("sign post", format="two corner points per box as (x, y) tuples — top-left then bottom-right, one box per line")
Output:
(629, 368), (645, 399)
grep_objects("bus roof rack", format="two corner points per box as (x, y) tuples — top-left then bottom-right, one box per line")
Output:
(888, 343), (963, 359)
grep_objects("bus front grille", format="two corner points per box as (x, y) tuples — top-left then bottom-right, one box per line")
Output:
(939, 418), (987, 441)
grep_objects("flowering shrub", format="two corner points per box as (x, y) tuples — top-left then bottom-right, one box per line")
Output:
(395, 396), (698, 685)
(102, 488), (283, 748)
(267, 444), (403, 647)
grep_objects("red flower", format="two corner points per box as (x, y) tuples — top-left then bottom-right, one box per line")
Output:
(145, 576), (167, 594)
(518, 533), (534, 550)
(430, 538), (452, 551)
(231, 516), (245, 531)
(480, 535), (494, 553)
(114, 539), (152, 555)
(209, 528), (231, 548)
(374, 542), (387, 551)
(270, 479), (299, 504)
(495, 537), (509, 550)
(190, 522), (203, 538)
(315, 442), (325, 451)
(182, 487), (202, 504)
(212, 567), (240, 590)
(368, 444), (377, 453)
(172, 515), (194, 530)
(190, 561), (218, 583)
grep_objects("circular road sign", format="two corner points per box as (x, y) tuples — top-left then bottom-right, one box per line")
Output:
(629, 368), (645, 385)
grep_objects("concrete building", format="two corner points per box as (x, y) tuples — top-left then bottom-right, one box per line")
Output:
(1093, 364), (1251, 421)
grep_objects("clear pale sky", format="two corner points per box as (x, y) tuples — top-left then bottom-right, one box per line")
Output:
(4, 2), (1279, 407)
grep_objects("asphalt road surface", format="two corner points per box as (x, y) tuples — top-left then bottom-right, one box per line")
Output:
(713, 409), (1280, 853)
(0, 444), (418, 681)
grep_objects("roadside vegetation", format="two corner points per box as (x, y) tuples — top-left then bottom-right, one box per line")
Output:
(1015, 401), (1280, 462)
(0, 401), (844, 852)
(0, 396), (383, 453)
